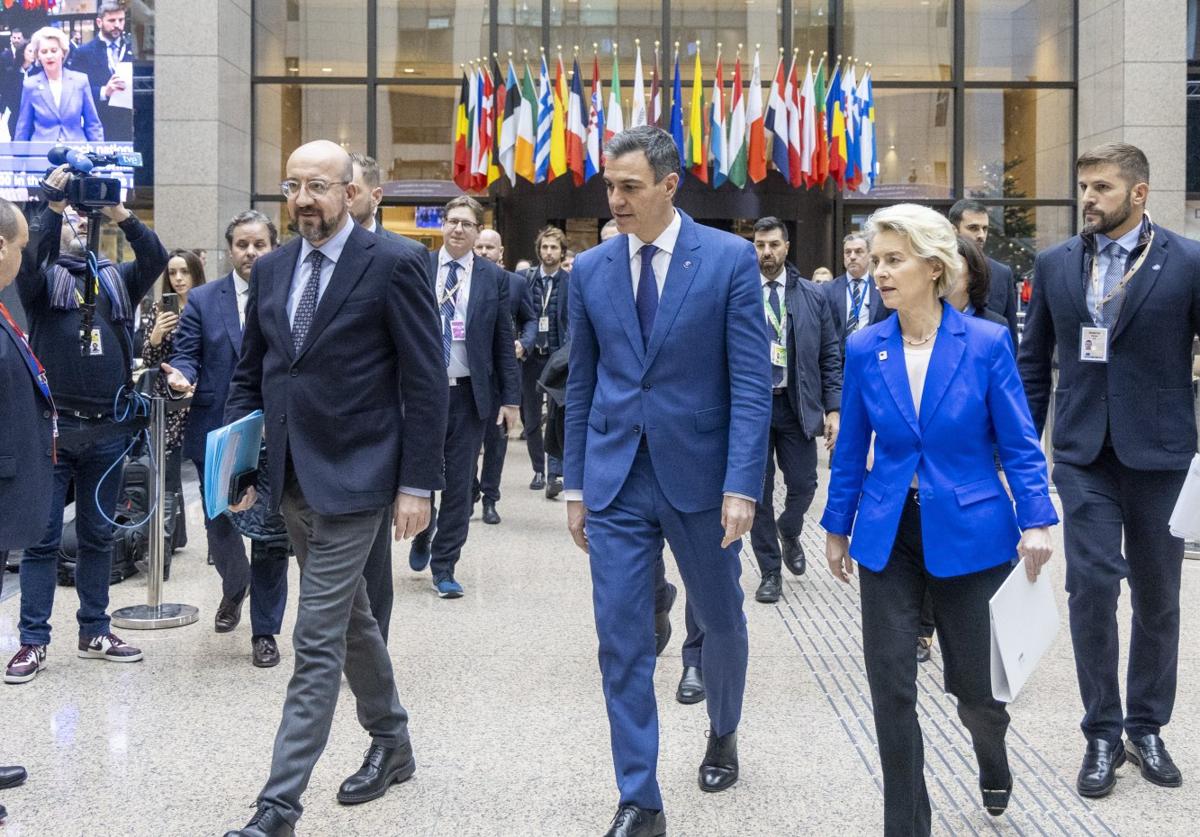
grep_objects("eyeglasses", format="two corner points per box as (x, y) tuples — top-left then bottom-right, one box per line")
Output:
(443, 218), (480, 231)
(279, 179), (348, 198)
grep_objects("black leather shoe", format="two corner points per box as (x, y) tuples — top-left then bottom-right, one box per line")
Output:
(980, 777), (1012, 816)
(252, 635), (280, 668)
(529, 473), (546, 490)
(0, 764), (26, 789)
(917, 635), (933, 663)
(337, 742), (416, 805)
(677, 666), (705, 704)
(215, 587), (248, 633)
(603, 804), (666, 837)
(699, 727), (739, 792)
(782, 536), (806, 575)
(1125, 734), (1182, 788)
(654, 583), (677, 656)
(223, 804), (294, 837)
(1077, 739), (1126, 798)
(408, 530), (432, 572)
(755, 572), (781, 603)
(482, 500), (501, 525)
(0, 804), (6, 822)
(545, 476), (563, 499)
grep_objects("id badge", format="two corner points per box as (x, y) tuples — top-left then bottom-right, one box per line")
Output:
(770, 341), (787, 368)
(450, 319), (466, 341)
(538, 316), (550, 333)
(1079, 325), (1109, 363)
(80, 327), (103, 356)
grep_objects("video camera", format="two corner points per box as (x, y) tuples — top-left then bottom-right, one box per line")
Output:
(44, 145), (143, 212)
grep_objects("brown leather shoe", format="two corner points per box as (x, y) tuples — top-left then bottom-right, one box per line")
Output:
(215, 587), (249, 633)
(251, 635), (280, 668)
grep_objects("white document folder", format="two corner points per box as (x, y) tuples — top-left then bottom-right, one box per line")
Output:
(1168, 453), (1200, 541)
(989, 558), (1060, 703)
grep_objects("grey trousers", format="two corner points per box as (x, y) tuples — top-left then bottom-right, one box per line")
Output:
(258, 476), (409, 822)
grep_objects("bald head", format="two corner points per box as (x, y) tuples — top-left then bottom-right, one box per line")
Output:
(285, 140), (357, 246)
(474, 228), (504, 263)
(288, 140), (354, 182)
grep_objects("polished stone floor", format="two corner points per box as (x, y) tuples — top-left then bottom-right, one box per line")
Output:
(1, 446), (1197, 836)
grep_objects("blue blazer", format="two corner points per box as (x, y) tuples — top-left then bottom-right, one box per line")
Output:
(425, 251), (521, 418)
(225, 223), (448, 515)
(1018, 223), (1200, 472)
(0, 312), (55, 551)
(169, 274), (244, 463)
(820, 303), (1057, 577)
(14, 68), (104, 142)
(564, 211), (772, 513)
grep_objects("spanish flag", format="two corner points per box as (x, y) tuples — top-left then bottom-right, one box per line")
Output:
(549, 51), (568, 181)
(686, 44), (708, 183)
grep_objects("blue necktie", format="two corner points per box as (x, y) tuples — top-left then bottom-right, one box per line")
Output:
(768, 281), (784, 387)
(635, 244), (658, 347)
(291, 250), (324, 352)
(442, 260), (461, 367)
(847, 279), (863, 335)
(1098, 242), (1126, 327)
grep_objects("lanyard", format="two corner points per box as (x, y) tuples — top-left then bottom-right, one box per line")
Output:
(0, 302), (58, 459)
(1089, 226), (1154, 323)
(763, 284), (786, 340)
(538, 272), (554, 317)
(439, 262), (464, 307)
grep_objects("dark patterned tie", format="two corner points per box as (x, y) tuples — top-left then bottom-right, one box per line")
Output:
(768, 280), (784, 387)
(1098, 242), (1126, 327)
(442, 260), (461, 367)
(635, 244), (659, 346)
(291, 250), (324, 353)
(846, 279), (863, 336)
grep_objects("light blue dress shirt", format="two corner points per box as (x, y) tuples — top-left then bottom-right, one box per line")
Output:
(1087, 222), (1143, 320)
(287, 214), (356, 326)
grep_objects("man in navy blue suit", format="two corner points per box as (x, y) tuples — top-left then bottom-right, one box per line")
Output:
(825, 232), (892, 355)
(66, 1), (135, 141)
(221, 140), (446, 837)
(950, 199), (1019, 344)
(565, 126), (771, 837)
(472, 227), (537, 525)
(1019, 142), (1200, 800)
(407, 197), (520, 598)
(162, 210), (288, 668)
(523, 225), (570, 497)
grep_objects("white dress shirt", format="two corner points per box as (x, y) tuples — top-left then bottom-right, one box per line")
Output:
(436, 247), (473, 380)
(286, 214), (356, 326)
(762, 271), (788, 388)
(844, 274), (874, 332)
(233, 273), (250, 330)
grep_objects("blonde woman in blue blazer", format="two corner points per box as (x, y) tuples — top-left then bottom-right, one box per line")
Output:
(821, 204), (1058, 836)
(13, 27), (103, 143)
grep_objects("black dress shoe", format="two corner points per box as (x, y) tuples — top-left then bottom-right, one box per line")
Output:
(782, 536), (806, 575)
(223, 804), (294, 837)
(1077, 738), (1126, 798)
(337, 742), (416, 805)
(654, 583), (677, 656)
(603, 804), (666, 837)
(980, 777), (1012, 816)
(0, 764), (26, 789)
(699, 727), (739, 792)
(482, 500), (501, 525)
(545, 476), (563, 499)
(251, 635), (280, 668)
(916, 635), (933, 663)
(1125, 734), (1182, 788)
(677, 666), (705, 704)
(529, 472), (546, 490)
(755, 572), (781, 603)
(215, 587), (249, 633)
(0, 804), (6, 822)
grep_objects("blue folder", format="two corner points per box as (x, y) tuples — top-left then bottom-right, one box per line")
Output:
(203, 410), (264, 518)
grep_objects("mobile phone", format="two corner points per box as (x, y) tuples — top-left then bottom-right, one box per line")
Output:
(161, 292), (180, 314)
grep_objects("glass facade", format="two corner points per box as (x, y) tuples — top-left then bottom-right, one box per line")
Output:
(251, 1), (1077, 269)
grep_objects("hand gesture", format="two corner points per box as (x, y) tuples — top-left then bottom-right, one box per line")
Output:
(825, 532), (854, 582)
(158, 362), (194, 394)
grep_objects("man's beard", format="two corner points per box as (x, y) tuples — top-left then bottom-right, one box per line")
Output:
(289, 213), (337, 243)
(1082, 192), (1133, 236)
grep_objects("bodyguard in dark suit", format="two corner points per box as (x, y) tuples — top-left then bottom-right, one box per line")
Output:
(0, 29), (27, 139)
(950, 199), (1019, 344)
(222, 141), (446, 837)
(408, 198), (520, 598)
(523, 225), (571, 496)
(473, 228), (537, 524)
(65, 1), (135, 141)
(825, 232), (891, 354)
(162, 211), (287, 668)
(1019, 143), (1200, 799)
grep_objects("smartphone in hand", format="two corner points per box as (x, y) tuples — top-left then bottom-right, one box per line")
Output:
(161, 292), (180, 314)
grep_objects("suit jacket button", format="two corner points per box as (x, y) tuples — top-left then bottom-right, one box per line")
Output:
(633, 425), (641, 434)
(290, 369), (299, 377)
(643, 384), (651, 391)
(279, 415), (286, 424)
(43, 410), (51, 418)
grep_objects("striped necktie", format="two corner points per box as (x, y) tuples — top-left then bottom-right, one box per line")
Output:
(442, 260), (461, 367)
(846, 279), (863, 336)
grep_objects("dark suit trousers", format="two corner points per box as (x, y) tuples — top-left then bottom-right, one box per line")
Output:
(859, 492), (1011, 837)
(193, 457), (288, 636)
(361, 509), (394, 643)
(477, 401), (507, 503)
(1053, 448), (1186, 744)
(521, 352), (561, 477)
(586, 445), (748, 811)
(428, 383), (487, 579)
(260, 472), (408, 823)
(750, 392), (818, 575)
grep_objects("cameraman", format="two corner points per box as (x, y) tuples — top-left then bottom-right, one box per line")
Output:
(4, 163), (167, 685)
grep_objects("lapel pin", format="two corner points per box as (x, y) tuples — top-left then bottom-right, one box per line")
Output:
(1152, 264), (1161, 270)
(683, 260), (693, 269)
(878, 350), (888, 361)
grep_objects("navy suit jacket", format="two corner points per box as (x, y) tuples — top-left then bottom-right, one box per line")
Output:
(821, 303), (1057, 576)
(1018, 222), (1200, 471)
(225, 222), (448, 515)
(780, 265), (842, 439)
(565, 211), (772, 513)
(825, 273), (892, 351)
(169, 273), (244, 462)
(14, 68), (103, 142)
(985, 256), (1019, 345)
(426, 251), (521, 418)
(66, 36), (135, 140)
(507, 270), (538, 352)
(0, 312), (54, 550)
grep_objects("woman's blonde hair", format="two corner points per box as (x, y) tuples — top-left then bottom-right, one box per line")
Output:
(30, 26), (71, 59)
(865, 203), (962, 299)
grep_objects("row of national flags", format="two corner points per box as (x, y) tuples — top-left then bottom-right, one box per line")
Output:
(453, 43), (878, 194)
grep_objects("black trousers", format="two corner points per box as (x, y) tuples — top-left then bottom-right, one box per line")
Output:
(521, 352), (560, 477)
(1053, 447), (1186, 744)
(749, 392), (818, 576)
(859, 492), (1011, 837)
(422, 383), (487, 580)
(476, 401), (506, 503)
